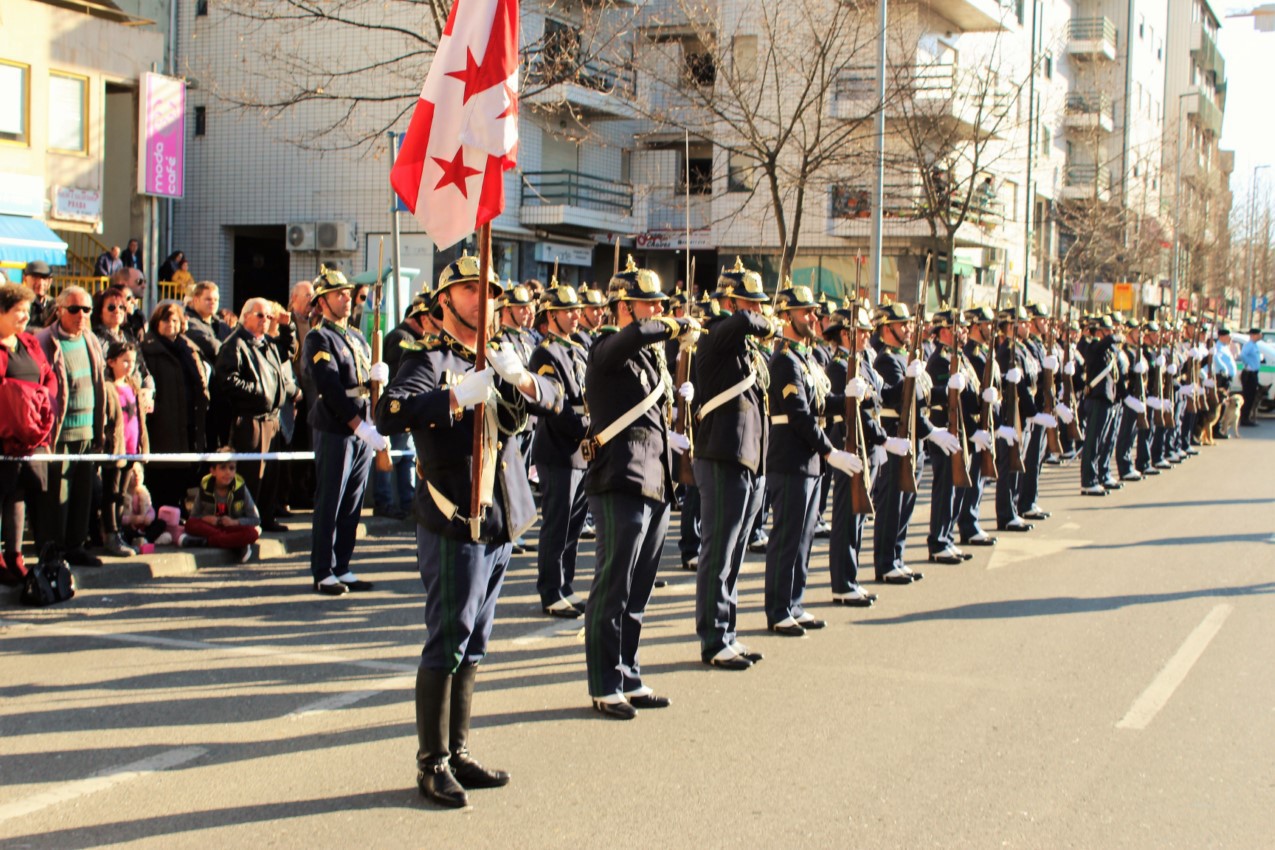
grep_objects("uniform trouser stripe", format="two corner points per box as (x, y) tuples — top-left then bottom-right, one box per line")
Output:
(828, 462), (872, 593)
(694, 459), (760, 658)
(1017, 423), (1046, 512)
(764, 472), (818, 624)
(957, 450), (989, 539)
(416, 526), (512, 674)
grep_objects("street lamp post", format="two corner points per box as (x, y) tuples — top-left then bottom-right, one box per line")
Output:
(1245, 164), (1271, 328)
(868, 0), (888, 305)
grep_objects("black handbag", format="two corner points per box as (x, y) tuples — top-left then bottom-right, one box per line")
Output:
(20, 544), (75, 606)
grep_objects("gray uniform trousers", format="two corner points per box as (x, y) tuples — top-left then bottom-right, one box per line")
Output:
(695, 458), (764, 660)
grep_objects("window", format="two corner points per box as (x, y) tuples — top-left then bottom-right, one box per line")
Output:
(732, 35), (757, 82)
(48, 71), (88, 153)
(194, 105), (206, 137)
(1015, 0), (1025, 25)
(196, 0), (208, 15)
(540, 19), (582, 84)
(1139, 14), (1145, 39)
(726, 151), (754, 192)
(1043, 53), (1053, 79)
(683, 156), (712, 194)
(1039, 126), (1051, 157)
(0, 59), (29, 145)
(1003, 179), (1019, 221)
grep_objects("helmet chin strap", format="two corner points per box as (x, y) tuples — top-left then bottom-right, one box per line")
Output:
(443, 293), (478, 333)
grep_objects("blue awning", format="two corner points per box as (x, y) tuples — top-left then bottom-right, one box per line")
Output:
(0, 215), (68, 270)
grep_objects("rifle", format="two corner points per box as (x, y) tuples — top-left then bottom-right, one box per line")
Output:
(897, 255), (930, 493)
(674, 257), (696, 486)
(844, 296), (873, 515)
(469, 224), (493, 542)
(1134, 329), (1150, 432)
(370, 236), (393, 473)
(1159, 324), (1176, 428)
(1040, 285), (1063, 457)
(1185, 314), (1201, 414)
(948, 277), (971, 488)
(1061, 300), (1084, 442)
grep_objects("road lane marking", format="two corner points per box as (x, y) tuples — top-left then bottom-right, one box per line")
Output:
(288, 675), (414, 719)
(0, 746), (207, 824)
(0, 618), (415, 675)
(1116, 604), (1234, 731)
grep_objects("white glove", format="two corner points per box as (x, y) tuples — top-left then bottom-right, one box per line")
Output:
(1042, 355), (1059, 370)
(918, 370), (934, 397)
(971, 429), (993, 452)
(1133, 359), (1148, 375)
(1004, 367), (1022, 384)
(678, 381), (695, 402)
(906, 360), (924, 379)
(1155, 354), (1166, 368)
(872, 445), (887, 466)
(1194, 346), (1207, 361)
(982, 387), (999, 404)
(453, 367), (494, 409)
(1146, 397), (1163, 411)
(948, 372), (967, 393)
(1166, 362), (1177, 375)
(1055, 402), (1074, 425)
(925, 429), (961, 456)
(1203, 377), (1215, 388)
(1123, 396), (1146, 414)
(486, 343), (528, 386)
(1063, 361), (1076, 376)
(884, 436), (912, 456)
(826, 449), (864, 475)
(354, 420), (388, 452)
(1177, 384), (1194, 399)
(996, 425), (1018, 444)
(1029, 412), (1057, 429)
(667, 430), (691, 454)
(845, 377), (868, 400)
(369, 361), (389, 384)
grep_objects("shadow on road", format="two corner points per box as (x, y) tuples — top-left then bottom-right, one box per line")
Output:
(858, 582), (1275, 625)
(1073, 532), (1274, 549)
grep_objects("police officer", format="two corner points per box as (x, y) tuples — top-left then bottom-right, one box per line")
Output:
(955, 306), (1001, 548)
(764, 284), (862, 635)
(528, 284), (591, 617)
(871, 302), (934, 584)
(923, 308), (975, 564)
(1080, 315), (1121, 496)
(582, 258), (697, 719)
(302, 266), (389, 594)
(692, 260), (774, 668)
(824, 302), (885, 605)
(377, 255), (560, 808)
(1016, 303), (1058, 519)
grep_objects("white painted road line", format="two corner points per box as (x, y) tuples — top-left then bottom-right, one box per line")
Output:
(1116, 604), (1234, 731)
(287, 675), (414, 719)
(0, 746), (208, 824)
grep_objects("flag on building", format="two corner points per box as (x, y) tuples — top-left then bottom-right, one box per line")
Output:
(391, 0), (519, 250)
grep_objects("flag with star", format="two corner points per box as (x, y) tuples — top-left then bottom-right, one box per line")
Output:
(391, 0), (519, 250)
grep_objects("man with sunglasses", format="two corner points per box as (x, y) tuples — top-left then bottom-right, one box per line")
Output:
(35, 287), (108, 566)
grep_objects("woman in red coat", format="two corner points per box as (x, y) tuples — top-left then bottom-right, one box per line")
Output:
(0, 282), (58, 584)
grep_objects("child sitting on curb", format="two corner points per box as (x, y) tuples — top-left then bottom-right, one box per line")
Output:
(186, 449), (262, 564)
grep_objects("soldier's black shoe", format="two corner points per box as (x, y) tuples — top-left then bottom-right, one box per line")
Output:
(681, 555), (698, 571)
(1080, 485), (1108, 496)
(314, 580), (349, 596)
(1102, 480), (1124, 490)
(732, 642), (765, 663)
(543, 599), (582, 619)
(707, 655), (753, 671)
(627, 693), (671, 709)
(795, 616), (826, 630)
(449, 750), (510, 789)
(928, 550), (963, 565)
(768, 620), (807, 637)
(417, 765), (468, 808)
(1022, 509), (1051, 520)
(340, 578), (375, 592)
(998, 520), (1033, 532)
(960, 533), (997, 546)
(592, 699), (637, 720)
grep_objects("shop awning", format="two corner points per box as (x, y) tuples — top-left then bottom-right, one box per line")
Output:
(0, 215), (68, 268)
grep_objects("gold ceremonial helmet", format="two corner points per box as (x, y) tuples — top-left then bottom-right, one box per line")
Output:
(773, 278), (818, 312)
(607, 256), (666, 303)
(436, 251), (503, 297)
(540, 283), (581, 311)
(313, 265), (354, 298)
(499, 283), (535, 308)
(715, 257), (768, 301)
(874, 301), (912, 325)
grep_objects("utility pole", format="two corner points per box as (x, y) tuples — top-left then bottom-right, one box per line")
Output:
(868, 0), (887, 305)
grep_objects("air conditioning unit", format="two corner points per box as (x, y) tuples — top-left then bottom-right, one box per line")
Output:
(286, 222), (315, 252)
(316, 220), (358, 253)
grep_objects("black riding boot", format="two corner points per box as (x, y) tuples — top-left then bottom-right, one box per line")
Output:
(448, 663), (510, 789)
(415, 667), (468, 808)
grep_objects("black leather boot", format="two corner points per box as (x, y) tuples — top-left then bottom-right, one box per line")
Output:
(415, 667), (468, 808)
(448, 663), (510, 789)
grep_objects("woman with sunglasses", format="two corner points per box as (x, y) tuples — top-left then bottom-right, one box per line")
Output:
(94, 286), (153, 386)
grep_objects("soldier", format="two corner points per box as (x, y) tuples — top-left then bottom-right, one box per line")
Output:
(993, 306), (1035, 533)
(692, 260), (774, 668)
(824, 302), (885, 605)
(764, 284), (863, 635)
(528, 284), (591, 618)
(1142, 321), (1174, 471)
(955, 306), (1001, 548)
(496, 283), (538, 552)
(1080, 315), (1121, 496)
(582, 258), (697, 719)
(574, 285), (606, 351)
(923, 308), (975, 564)
(301, 266), (389, 595)
(665, 288), (701, 575)
(374, 294), (434, 520)
(1016, 303), (1058, 520)
(377, 255), (560, 809)
(1115, 318), (1150, 481)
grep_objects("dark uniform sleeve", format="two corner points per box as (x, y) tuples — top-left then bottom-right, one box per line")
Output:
(303, 328), (364, 429)
(376, 347), (451, 434)
(529, 344), (587, 443)
(590, 319), (682, 372)
(772, 353), (834, 457)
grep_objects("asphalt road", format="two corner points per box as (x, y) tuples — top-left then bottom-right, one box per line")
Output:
(2, 424), (1272, 849)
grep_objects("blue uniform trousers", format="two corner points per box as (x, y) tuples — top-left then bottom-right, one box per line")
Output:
(1151, 423), (1170, 463)
(994, 436), (1023, 526)
(927, 443), (959, 554)
(871, 451), (921, 578)
(535, 464), (588, 607)
(1115, 403), (1140, 477)
(1099, 406), (1121, 480)
(416, 525), (511, 672)
(311, 429), (373, 582)
(678, 484), (701, 560)
(764, 471), (819, 624)
(584, 492), (669, 699)
(1177, 406), (1196, 451)
(694, 459), (763, 659)
(829, 457), (876, 593)
(1017, 422), (1047, 513)
(1080, 399), (1113, 487)
(957, 449), (992, 540)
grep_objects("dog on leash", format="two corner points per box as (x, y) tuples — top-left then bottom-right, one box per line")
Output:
(1218, 393), (1245, 439)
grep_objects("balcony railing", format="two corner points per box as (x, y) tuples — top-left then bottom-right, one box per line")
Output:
(833, 63), (1009, 125)
(524, 53), (636, 98)
(1068, 17), (1118, 59)
(829, 179), (1004, 226)
(1066, 91), (1114, 121)
(521, 170), (633, 215)
(1062, 164), (1111, 197)
(1187, 92), (1224, 137)
(1190, 22), (1226, 85)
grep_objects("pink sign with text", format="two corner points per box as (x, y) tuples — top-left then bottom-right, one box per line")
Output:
(138, 72), (185, 199)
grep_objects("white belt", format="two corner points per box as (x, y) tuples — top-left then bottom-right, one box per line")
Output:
(696, 373), (756, 421)
(426, 481), (463, 522)
(770, 415), (825, 426)
(571, 405), (586, 415)
(593, 383), (664, 447)
(345, 386), (370, 398)
(880, 408), (900, 419)
(1088, 362), (1114, 389)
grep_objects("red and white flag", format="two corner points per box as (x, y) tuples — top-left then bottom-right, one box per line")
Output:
(392, 0), (519, 250)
